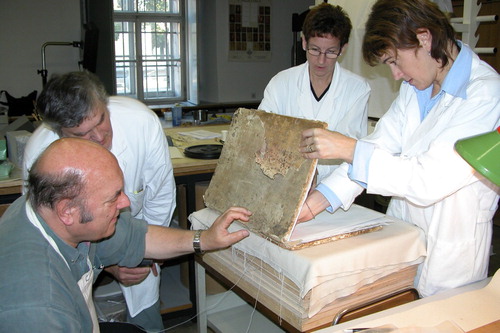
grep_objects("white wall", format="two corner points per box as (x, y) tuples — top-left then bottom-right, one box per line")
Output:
(0, 0), (465, 119)
(198, 0), (314, 103)
(0, 0), (81, 99)
(197, 0), (399, 115)
(325, 0), (399, 118)
(326, 0), (453, 118)
(0, 0), (313, 107)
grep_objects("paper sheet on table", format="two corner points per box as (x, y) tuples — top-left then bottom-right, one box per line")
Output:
(168, 147), (184, 159)
(289, 204), (390, 243)
(178, 130), (221, 140)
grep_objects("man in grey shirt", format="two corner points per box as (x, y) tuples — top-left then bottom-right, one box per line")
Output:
(0, 138), (251, 332)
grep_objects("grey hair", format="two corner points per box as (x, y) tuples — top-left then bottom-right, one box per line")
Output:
(36, 71), (109, 135)
(27, 158), (90, 223)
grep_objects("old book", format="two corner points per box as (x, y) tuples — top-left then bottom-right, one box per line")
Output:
(203, 108), (383, 250)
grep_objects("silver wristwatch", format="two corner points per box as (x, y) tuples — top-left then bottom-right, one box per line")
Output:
(193, 230), (204, 254)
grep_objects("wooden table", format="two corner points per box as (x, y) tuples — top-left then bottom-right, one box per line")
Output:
(165, 124), (228, 177)
(0, 125), (227, 223)
(164, 124), (228, 217)
(162, 124), (228, 318)
(190, 208), (426, 333)
(194, 254), (419, 333)
(320, 270), (500, 333)
(0, 124), (229, 218)
(468, 320), (500, 333)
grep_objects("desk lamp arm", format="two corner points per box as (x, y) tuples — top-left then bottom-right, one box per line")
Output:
(37, 41), (82, 87)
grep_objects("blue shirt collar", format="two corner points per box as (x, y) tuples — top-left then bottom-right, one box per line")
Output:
(415, 40), (472, 120)
(441, 40), (471, 99)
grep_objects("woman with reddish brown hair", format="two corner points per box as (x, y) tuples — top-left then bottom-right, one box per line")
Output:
(298, 0), (500, 297)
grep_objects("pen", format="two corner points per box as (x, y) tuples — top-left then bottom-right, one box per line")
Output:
(344, 329), (370, 333)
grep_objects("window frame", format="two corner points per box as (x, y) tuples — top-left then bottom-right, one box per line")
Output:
(112, 1), (188, 104)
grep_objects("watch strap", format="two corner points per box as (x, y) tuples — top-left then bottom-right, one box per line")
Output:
(193, 230), (204, 254)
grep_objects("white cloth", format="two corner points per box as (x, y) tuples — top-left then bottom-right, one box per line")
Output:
(78, 261), (99, 333)
(25, 202), (100, 332)
(23, 96), (176, 317)
(259, 61), (370, 183)
(322, 47), (500, 297)
(189, 207), (426, 317)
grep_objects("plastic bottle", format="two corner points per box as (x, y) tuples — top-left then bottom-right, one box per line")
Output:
(172, 104), (182, 127)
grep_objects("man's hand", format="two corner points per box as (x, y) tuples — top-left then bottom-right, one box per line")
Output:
(104, 264), (152, 287)
(144, 207), (252, 259)
(200, 207), (252, 252)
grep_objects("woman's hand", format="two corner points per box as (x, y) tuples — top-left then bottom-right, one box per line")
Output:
(296, 190), (331, 223)
(300, 128), (357, 163)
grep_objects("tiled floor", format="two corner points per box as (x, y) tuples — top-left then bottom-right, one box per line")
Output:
(163, 315), (202, 333)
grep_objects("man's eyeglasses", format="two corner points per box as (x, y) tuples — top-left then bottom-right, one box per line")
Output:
(306, 47), (341, 59)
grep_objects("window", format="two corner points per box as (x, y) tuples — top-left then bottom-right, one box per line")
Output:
(113, 0), (186, 103)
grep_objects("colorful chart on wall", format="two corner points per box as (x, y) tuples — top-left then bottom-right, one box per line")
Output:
(228, 0), (271, 62)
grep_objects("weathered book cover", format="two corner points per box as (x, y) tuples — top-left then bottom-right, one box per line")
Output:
(203, 108), (328, 247)
(204, 108), (383, 250)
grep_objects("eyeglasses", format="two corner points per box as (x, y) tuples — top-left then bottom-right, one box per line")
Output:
(306, 47), (341, 59)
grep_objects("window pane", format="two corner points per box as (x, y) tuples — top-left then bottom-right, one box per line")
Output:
(137, 0), (179, 13)
(143, 61), (180, 99)
(114, 21), (137, 95)
(116, 62), (137, 95)
(114, 0), (135, 12)
(141, 21), (181, 99)
(141, 22), (181, 60)
(114, 21), (136, 60)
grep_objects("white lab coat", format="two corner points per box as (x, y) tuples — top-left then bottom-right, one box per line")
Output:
(323, 46), (500, 297)
(259, 61), (370, 182)
(23, 96), (176, 317)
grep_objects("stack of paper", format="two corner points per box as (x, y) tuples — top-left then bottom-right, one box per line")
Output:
(289, 205), (390, 244)
(201, 247), (419, 331)
(178, 130), (221, 140)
